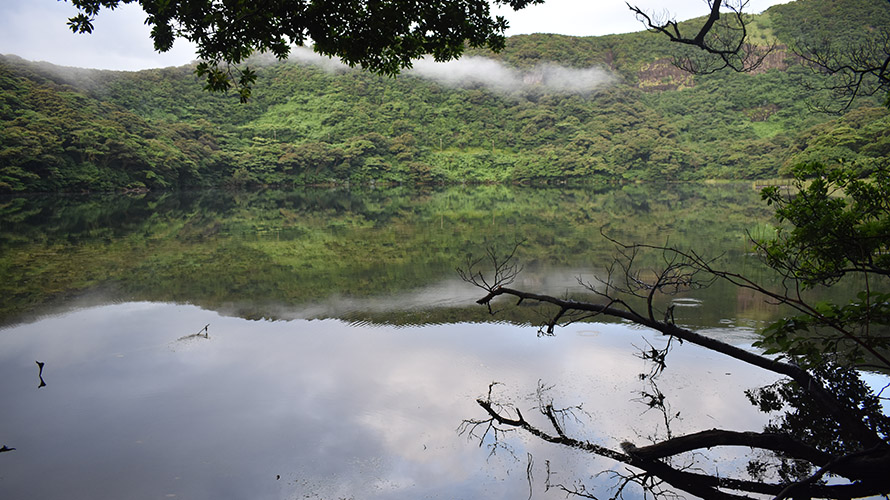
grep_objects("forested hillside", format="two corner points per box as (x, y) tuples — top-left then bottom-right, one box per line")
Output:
(1, 0), (889, 193)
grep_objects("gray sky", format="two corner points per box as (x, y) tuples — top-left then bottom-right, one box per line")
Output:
(0, 0), (791, 71)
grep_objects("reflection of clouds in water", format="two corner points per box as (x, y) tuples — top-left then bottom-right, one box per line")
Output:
(267, 267), (606, 320)
(0, 303), (778, 499)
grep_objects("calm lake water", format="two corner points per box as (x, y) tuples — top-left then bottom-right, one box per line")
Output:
(0, 184), (835, 499)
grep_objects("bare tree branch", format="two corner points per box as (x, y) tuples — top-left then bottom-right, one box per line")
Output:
(477, 282), (883, 444)
(627, 0), (776, 74)
(468, 386), (887, 499)
(795, 28), (890, 112)
(460, 236), (890, 498)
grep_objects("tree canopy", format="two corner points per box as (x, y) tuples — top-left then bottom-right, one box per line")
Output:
(65, 0), (542, 100)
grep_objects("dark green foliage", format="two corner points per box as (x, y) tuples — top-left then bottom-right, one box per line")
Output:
(768, 0), (890, 110)
(67, 0), (544, 99)
(779, 107), (890, 173)
(761, 162), (890, 287)
(0, 57), (226, 192)
(769, 0), (890, 47)
(754, 161), (890, 368)
(746, 363), (890, 483)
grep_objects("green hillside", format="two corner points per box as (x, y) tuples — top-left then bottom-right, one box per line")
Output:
(1, 0), (888, 193)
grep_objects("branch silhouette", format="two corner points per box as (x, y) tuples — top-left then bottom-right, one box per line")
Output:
(460, 239), (890, 499)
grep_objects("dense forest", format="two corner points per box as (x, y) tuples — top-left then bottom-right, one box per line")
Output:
(1, 0), (889, 193)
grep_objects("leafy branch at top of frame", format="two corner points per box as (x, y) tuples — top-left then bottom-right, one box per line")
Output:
(65, 0), (546, 101)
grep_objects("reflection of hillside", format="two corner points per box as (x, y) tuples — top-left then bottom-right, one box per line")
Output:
(212, 266), (607, 322)
(734, 286), (784, 322)
(1, 183), (835, 327)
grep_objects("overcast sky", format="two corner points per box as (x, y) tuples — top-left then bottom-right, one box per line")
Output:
(0, 0), (791, 71)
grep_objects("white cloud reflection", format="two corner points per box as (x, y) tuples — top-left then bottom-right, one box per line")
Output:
(0, 302), (782, 499)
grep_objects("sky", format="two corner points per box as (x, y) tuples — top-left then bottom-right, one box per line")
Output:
(0, 0), (791, 71)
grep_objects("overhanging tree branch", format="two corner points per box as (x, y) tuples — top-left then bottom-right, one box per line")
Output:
(473, 282), (885, 451)
(64, 0), (545, 99)
(627, 0), (775, 74)
(794, 28), (890, 112)
(459, 236), (889, 499)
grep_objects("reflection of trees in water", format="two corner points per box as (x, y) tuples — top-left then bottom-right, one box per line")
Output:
(1, 183), (765, 249)
(464, 364), (889, 499)
(458, 240), (889, 499)
(2, 184), (783, 325)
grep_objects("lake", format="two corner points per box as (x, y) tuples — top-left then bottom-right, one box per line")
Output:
(0, 183), (833, 499)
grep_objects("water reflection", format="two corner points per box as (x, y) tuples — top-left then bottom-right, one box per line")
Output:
(176, 324), (210, 342)
(1, 185), (872, 498)
(0, 302), (778, 499)
(35, 360), (46, 388)
(1, 184), (785, 328)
